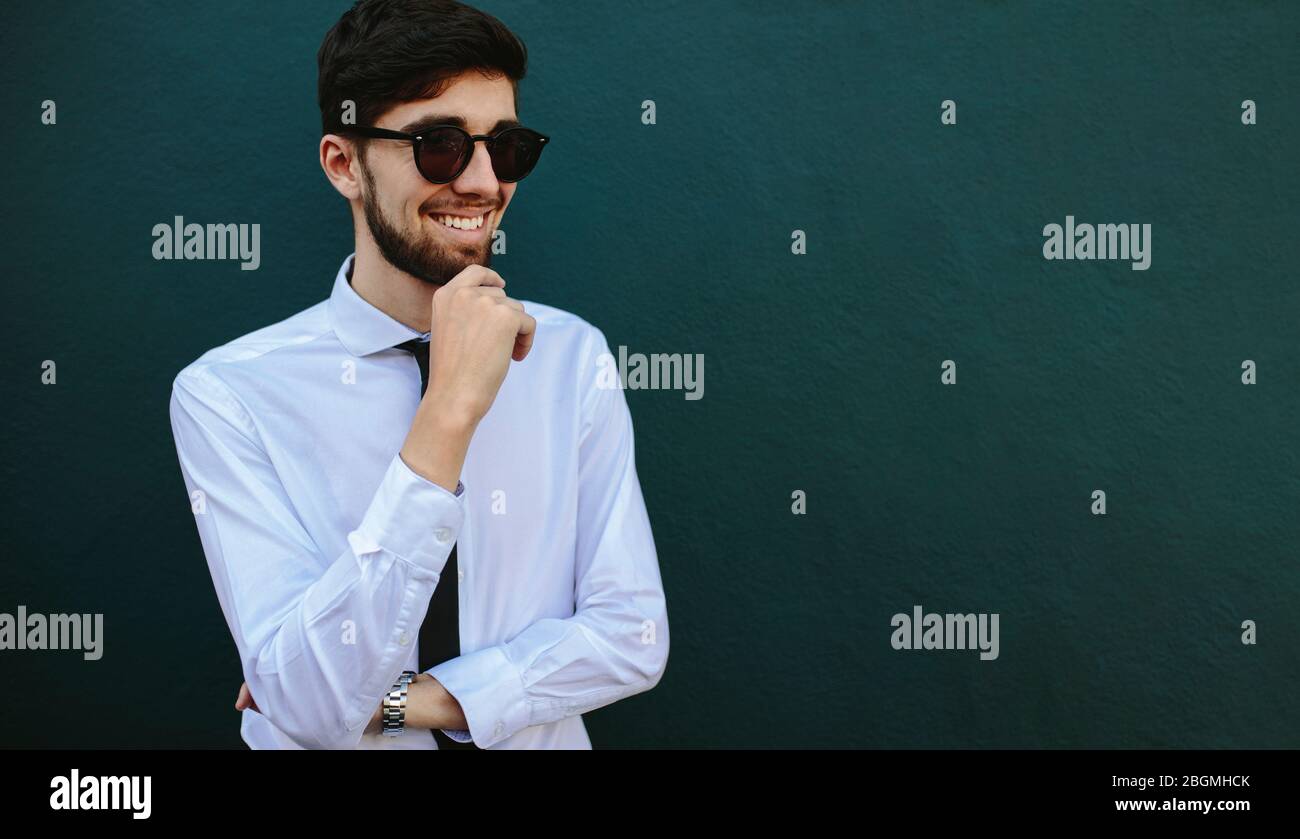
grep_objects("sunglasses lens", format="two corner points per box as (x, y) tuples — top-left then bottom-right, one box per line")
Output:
(417, 127), (471, 182)
(489, 129), (546, 182)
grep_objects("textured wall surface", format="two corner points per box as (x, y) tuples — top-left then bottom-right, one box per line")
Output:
(1, 0), (1297, 747)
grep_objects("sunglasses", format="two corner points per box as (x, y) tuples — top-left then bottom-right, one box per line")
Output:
(342, 123), (550, 184)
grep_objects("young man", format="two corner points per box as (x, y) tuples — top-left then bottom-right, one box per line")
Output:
(168, 0), (669, 749)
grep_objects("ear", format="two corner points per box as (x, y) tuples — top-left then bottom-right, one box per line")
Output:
(320, 133), (363, 201)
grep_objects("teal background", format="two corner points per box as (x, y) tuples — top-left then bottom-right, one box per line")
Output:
(2, 0), (1297, 747)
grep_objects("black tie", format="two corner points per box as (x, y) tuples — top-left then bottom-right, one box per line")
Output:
(395, 337), (480, 750)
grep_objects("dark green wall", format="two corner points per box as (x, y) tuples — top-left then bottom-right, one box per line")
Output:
(2, 1), (1296, 747)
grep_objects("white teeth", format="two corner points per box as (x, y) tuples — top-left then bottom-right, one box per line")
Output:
(437, 214), (484, 230)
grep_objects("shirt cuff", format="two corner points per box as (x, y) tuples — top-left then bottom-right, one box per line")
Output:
(350, 452), (465, 576)
(426, 645), (530, 749)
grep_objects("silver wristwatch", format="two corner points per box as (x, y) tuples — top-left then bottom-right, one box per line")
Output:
(381, 670), (417, 736)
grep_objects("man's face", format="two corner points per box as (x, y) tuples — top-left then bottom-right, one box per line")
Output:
(356, 70), (519, 285)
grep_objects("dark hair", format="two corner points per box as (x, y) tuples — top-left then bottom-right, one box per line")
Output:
(317, 0), (528, 144)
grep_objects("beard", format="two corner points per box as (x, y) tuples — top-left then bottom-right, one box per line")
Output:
(358, 157), (492, 286)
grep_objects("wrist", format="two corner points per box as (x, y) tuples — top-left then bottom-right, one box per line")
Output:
(379, 670), (417, 737)
(419, 392), (481, 437)
(403, 673), (462, 730)
(401, 404), (476, 492)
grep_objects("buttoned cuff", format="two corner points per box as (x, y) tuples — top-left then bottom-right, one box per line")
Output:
(350, 452), (465, 576)
(426, 645), (530, 749)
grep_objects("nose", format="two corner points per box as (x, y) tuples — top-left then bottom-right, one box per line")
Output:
(451, 139), (499, 194)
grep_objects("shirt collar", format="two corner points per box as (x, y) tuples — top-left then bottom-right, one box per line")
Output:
(328, 253), (430, 356)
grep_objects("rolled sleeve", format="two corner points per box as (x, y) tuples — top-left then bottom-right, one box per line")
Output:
(352, 452), (465, 576)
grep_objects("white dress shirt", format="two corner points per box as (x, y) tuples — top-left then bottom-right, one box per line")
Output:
(168, 253), (669, 749)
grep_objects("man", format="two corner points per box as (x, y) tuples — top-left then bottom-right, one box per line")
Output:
(168, 0), (669, 749)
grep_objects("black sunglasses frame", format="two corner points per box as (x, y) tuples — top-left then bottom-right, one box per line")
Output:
(340, 123), (550, 184)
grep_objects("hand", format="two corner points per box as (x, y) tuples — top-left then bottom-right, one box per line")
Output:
(234, 681), (260, 714)
(423, 264), (537, 429)
(400, 265), (536, 490)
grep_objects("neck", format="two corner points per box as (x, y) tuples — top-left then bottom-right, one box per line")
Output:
(347, 238), (436, 333)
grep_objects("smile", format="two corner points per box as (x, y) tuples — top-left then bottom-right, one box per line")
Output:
(429, 209), (493, 237)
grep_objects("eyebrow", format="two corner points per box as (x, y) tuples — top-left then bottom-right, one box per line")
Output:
(398, 114), (523, 135)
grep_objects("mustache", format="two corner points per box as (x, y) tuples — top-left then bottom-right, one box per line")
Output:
(422, 203), (497, 216)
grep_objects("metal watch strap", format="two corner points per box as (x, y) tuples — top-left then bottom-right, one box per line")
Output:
(381, 670), (417, 736)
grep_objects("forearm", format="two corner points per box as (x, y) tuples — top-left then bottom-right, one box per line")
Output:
(400, 395), (477, 492)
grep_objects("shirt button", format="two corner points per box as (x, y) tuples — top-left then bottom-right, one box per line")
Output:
(434, 527), (452, 543)
(494, 721), (505, 737)
(398, 631), (410, 646)
(457, 568), (465, 582)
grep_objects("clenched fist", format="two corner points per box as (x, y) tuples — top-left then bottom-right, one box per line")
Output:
(425, 264), (536, 426)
